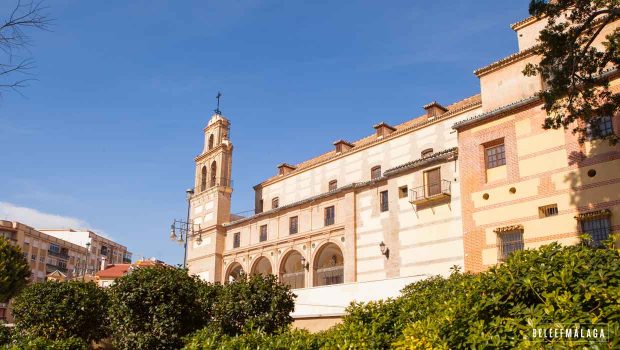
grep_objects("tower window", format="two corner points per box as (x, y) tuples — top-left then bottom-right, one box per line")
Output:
(398, 185), (408, 198)
(538, 204), (558, 218)
(272, 197), (279, 209)
(577, 211), (611, 247)
(371, 166), (382, 180)
(210, 161), (217, 187)
(201, 166), (207, 192)
(259, 225), (268, 242)
(324, 206), (335, 226)
(208, 134), (214, 150)
(328, 180), (337, 191)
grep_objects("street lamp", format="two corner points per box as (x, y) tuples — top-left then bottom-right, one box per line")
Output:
(169, 188), (202, 269)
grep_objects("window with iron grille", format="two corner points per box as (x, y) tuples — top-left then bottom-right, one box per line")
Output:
(328, 180), (337, 191)
(538, 204), (559, 218)
(580, 216), (611, 247)
(371, 166), (381, 180)
(289, 216), (298, 234)
(380, 191), (389, 212)
(259, 225), (268, 242)
(31, 254), (36, 261)
(233, 232), (240, 248)
(272, 197), (279, 209)
(324, 206), (335, 226)
(587, 115), (614, 139)
(498, 230), (524, 262)
(485, 143), (506, 169)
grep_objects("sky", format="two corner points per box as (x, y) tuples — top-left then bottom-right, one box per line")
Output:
(0, 0), (529, 265)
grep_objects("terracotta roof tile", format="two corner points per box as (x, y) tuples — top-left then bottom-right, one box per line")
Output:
(259, 94), (481, 187)
(96, 264), (131, 279)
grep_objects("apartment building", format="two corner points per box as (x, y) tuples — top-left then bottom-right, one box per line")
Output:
(0, 221), (88, 322)
(41, 229), (132, 272)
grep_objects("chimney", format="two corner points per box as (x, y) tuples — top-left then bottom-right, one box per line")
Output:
(373, 122), (396, 139)
(423, 101), (448, 118)
(100, 256), (108, 271)
(333, 139), (354, 154)
(277, 163), (296, 175)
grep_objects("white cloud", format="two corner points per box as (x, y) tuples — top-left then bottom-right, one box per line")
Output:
(0, 202), (90, 230)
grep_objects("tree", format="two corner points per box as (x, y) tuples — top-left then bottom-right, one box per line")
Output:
(0, 236), (30, 303)
(11, 280), (109, 342)
(212, 274), (296, 336)
(107, 266), (215, 350)
(1, 0), (50, 97)
(524, 0), (620, 144)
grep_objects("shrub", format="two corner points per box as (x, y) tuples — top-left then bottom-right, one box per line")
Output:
(108, 266), (216, 350)
(212, 274), (296, 335)
(11, 281), (108, 342)
(394, 243), (620, 349)
(3, 336), (88, 350)
(183, 327), (322, 350)
(0, 237), (31, 303)
(0, 326), (11, 345)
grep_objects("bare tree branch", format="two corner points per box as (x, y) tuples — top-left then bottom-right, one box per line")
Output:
(0, 0), (51, 98)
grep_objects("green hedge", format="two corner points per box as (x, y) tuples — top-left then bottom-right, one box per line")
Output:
(184, 243), (620, 349)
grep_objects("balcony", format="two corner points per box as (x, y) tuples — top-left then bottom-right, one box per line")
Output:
(46, 263), (68, 273)
(281, 271), (305, 289)
(409, 180), (451, 206)
(315, 266), (344, 286)
(48, 249), (70, 260)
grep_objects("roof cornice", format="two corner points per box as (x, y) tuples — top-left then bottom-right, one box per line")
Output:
(474, 46), (538, 77)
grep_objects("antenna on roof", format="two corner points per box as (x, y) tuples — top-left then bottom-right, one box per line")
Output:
(214, 91), (222, 115)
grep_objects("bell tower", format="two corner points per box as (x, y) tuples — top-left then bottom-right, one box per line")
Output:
(186, 109), (233, 282)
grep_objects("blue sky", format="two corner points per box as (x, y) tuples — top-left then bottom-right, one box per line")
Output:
(0, 0), (528, 265)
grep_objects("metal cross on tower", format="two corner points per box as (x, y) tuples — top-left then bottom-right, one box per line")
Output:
(214, 91), (222, 115)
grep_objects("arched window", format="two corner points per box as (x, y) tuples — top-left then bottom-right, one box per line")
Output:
(313, 243), (344, 286)
(421, 148), (433, 157)
(371, 166), (381, 180)
(210, 161), (217, 187)
(272, 197), (279, 209)
(208, 134), (214, 150)
(279, 250), (305, 289)
(200, 166), (207, 192)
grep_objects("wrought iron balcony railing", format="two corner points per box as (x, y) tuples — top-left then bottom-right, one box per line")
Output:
(409, 180), (451, 205)
(281, 271), (305, 289)
(48, 250), (70, 260)
(315, 265), (344, 286)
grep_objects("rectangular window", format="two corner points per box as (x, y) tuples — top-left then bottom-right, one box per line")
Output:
(580, 216), (611, 247)
(538, 204), (559, 218)
(380, 191), (389, 212)
(31, 254), (36, 262)
(100, 246), (108, 256)
(398, 185), (408, 199)
(39, 256), (44, 263)
(587, 115), (614, 139)
(328, 180), (338, 191)
(49, 243), (60, 254)
(425, 168), (441, 197)
(371, 166), (381, 180)
(289, 216), (298, 234)
(498, 230), (524, 262)
(259, 225), (268, 242)
(233, 232), (240, 248)
(324, 206), (335, 226)
(485, 143), (506, 169)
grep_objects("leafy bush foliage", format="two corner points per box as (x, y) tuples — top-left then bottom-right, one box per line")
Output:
(212, 274), (296, 335)
(11, 281), (109, 342)
(3, 336), (88, 350)
(0, 326), (11, 345)
(394, 243), (620, 349)
(0, 237), (31, 302)
(183, 327), (322, 350)
(184, 244), (620, 349)
(107, 266), (215, 350)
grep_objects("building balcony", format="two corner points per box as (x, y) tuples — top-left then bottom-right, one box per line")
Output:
(48, 250), (70, 260)
(409, 180), (451, 206)
(46, 263), (68, 273)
